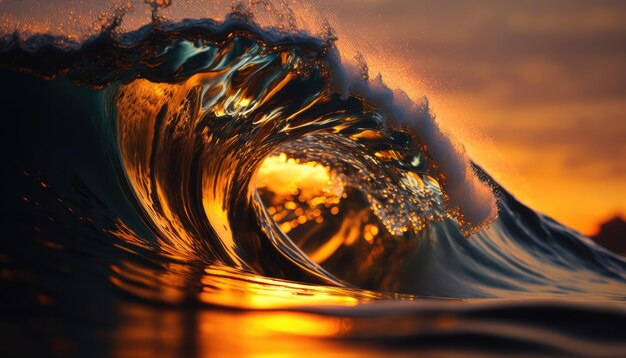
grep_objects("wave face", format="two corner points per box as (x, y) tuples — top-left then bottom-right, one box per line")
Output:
(1, 8), (626, 357)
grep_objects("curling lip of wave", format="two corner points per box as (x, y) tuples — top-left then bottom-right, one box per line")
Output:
(109, 20), (469, 289)
(0, 15), (498, 235)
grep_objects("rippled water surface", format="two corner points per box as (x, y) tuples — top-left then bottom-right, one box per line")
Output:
(1, 3), (626, 357)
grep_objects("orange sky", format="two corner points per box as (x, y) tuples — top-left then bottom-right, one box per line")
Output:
(317, 0), (626, 235)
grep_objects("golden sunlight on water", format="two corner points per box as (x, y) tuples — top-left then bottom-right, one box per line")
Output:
(197, 266), (368, 309)
(112, 302), (400, 358)
(256, 154), (345, 236)
(116, 78), (201, 259)
(112, 303), (353, 357)
(256, 154), (376, 266)
(255, 154), (421, 291)
(112, 298), (604, 358)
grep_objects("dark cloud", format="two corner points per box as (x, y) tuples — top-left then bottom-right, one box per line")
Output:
(320, 0), (626, 103)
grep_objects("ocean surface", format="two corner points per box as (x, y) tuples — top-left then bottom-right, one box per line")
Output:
(1, 3), (625, 357)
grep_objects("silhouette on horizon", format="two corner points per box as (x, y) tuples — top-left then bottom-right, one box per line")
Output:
(591, 216), (626, 256)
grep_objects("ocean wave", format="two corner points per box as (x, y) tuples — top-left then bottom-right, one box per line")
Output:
(1, 2), (625, 356)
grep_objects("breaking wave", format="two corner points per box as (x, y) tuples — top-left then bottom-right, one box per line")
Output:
(1, 2), (625, 356)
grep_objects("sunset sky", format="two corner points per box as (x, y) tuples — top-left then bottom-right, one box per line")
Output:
(317, 0), (626, 235)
